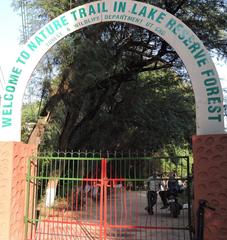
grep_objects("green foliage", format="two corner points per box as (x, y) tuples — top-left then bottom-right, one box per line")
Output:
(21, 102), (40, 142)
(158, 144), (193, 177)
(67, 69), (195, 152)
(16, 0), (226, 152)
(38, 65), (194, 152)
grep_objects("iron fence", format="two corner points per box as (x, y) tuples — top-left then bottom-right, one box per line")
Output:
(25, 152), (193, 240)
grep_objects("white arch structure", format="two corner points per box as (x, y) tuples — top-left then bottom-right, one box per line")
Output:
(0, 0), (225, 141)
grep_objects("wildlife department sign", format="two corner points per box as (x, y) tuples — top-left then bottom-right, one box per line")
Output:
(0, 0), (225, 141)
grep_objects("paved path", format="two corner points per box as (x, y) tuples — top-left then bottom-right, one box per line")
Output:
(33, 190), (191, 240)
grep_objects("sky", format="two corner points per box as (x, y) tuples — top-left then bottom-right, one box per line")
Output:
(0, 0), (21, 87)
(0, 0), (226, 91)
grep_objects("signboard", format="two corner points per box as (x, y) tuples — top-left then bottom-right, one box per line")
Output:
(0, 0), (225, 141)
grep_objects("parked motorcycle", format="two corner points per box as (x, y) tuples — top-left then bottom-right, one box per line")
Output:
(168, 191), (182, 218)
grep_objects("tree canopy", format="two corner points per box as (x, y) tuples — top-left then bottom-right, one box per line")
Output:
(17, 0), (227, 152)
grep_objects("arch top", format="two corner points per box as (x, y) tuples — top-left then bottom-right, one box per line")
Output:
(0, 0), (225, 141)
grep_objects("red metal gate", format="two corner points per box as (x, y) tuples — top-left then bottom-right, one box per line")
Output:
(25, 154), (192, 240)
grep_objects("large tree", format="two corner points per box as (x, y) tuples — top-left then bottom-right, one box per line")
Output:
(16, 0), (227, 151)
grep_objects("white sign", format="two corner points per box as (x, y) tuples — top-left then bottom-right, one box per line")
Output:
(0, 0), (225, 141)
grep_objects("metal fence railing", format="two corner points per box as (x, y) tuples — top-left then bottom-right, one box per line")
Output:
(25, 152), (193, 240)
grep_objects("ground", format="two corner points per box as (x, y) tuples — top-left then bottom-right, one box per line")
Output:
(32, 189), (192, 240)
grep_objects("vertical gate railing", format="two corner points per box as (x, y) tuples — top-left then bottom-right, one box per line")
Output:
(25, 152), (193, 240)
(104, 155), (193, 240)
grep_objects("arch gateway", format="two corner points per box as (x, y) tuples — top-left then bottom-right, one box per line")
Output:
(0, 1), (226, 240)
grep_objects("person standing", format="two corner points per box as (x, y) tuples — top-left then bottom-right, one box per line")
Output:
(145, 173), (161, 215)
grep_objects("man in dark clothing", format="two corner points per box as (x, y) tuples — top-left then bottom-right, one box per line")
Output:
(159, 172), (179, 209)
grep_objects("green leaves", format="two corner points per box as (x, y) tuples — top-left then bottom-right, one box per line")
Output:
(17, 0), (225, 152)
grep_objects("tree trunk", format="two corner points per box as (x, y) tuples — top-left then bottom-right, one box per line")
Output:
(27, 113), (50, 145)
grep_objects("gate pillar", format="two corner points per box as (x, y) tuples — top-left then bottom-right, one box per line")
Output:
(193, 134), (227, 240)
(0, 142), (36, 240)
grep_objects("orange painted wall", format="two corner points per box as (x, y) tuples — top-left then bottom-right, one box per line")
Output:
(0, 142), (36, 240)
(193, 134), (227, 240)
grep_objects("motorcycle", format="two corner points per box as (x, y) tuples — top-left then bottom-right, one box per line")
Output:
(168, 190), (182, 218)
